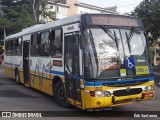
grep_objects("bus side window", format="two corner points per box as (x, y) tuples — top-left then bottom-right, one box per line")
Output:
(11, 40), (14, 55)
(12, 39), (17, 56)
(8, 41), (10, 55)
(50, 29), (62, 58)
(5, 41), (8, 55)
(39, 31), (50, 57)
(17, 38), (22, 56)
(7, 40), (10, 56)
(9, 40), (11, 56)
(30, 33), (38, 57)
(73, 34), (80, 75)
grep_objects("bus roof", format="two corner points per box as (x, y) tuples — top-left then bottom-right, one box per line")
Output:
(5, 14), (82, 40)
(5, 13), (140, 40)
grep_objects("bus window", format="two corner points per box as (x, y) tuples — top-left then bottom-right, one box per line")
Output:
(9, 40), (13, 56)
(8, 40), (11, 56)
(12, 39), (17, 56)
(73, 34), (80, 75)
(17, 38), (22, 56)
(65, 35), (73, 73)
(50, 29), (62, 58)
(39, 31), (50, 57)
(5, 41), (8, 55)
(30, 34), (38, 57)
(6, 41), (9, 55)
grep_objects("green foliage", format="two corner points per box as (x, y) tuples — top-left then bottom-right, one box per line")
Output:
(0, 4), (35, 35)
(0, 0), (56, 37)
(132, 0), (160, 45)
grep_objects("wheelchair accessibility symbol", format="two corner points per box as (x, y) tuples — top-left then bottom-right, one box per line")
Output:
(127, 59), (134, 68)
(126, 58), (135, 69)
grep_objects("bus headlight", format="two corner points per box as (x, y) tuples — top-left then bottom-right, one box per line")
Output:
(144, 85), (154, 92)
(89, 91), (111, 97)
(95, 91), (102, 97)
(104, 91), (111, 97)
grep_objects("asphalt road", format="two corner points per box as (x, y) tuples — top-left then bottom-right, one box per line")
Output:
(0, 65), (160, 120)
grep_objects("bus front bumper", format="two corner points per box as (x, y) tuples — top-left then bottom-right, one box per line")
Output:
(83, 90), (154, 109)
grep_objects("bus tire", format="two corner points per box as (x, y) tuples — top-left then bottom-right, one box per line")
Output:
(54, 81), (69, 108)
(15, 70), (20, 84)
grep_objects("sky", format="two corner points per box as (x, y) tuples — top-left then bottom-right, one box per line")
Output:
(80, 0), (143, 13)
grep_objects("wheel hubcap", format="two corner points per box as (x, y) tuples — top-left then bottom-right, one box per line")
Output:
(58, 86), (65, 100)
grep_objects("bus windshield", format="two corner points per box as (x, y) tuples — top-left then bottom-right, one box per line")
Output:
(83, 27), (149, 79)
(121, 28), (147, 57)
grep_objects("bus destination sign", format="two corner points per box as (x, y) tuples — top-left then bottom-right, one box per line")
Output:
(84, 15), (142, 27)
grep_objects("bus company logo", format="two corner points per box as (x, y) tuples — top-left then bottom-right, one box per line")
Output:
(137, 59), (145, 62)
(67, 25), (74, 31)
(126, 87), (130, 92)
(2, 112), (11, 117)
(117, 79), (122, 81)
(2, 112), (42, 118)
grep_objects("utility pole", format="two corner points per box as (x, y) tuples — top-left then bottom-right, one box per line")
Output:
(54, 0), (60, 20)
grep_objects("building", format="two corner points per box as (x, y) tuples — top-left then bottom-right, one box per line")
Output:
(39, 0), (118, 22)
(75, 2), (116, 14)
(1, 0), (69, 22)
(56, 0), (116, 16)
(1, 0), (118, 22)
(39, 0), (69, 22)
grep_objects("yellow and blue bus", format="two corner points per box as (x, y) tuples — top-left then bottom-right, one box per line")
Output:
(4, 13), (154, 110)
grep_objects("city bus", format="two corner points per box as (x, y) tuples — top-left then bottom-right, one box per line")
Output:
(4, 13), (154, 110)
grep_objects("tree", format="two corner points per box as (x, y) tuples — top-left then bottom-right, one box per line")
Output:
(27, 0), (39, 22)
(2, 0), (56, 23)
(27, 0), (56, 23)
(39, 0), (56, 22)
(0, 0), (56, 37)
(0, 4), (35, 36)
(132, 0), (160, 45)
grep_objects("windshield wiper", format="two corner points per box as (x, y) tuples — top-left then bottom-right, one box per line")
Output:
(100, 26), (119, 50)
(114, 30), (119, 51)
(125, 27), (134, 54)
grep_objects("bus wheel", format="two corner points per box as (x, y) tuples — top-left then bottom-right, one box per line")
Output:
(15, 70), (20, 84)
(54, 81), (69, 108)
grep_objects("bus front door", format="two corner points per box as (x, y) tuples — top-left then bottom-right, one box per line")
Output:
(65, 33), (81, 106)
(23, 40), (30, 85)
